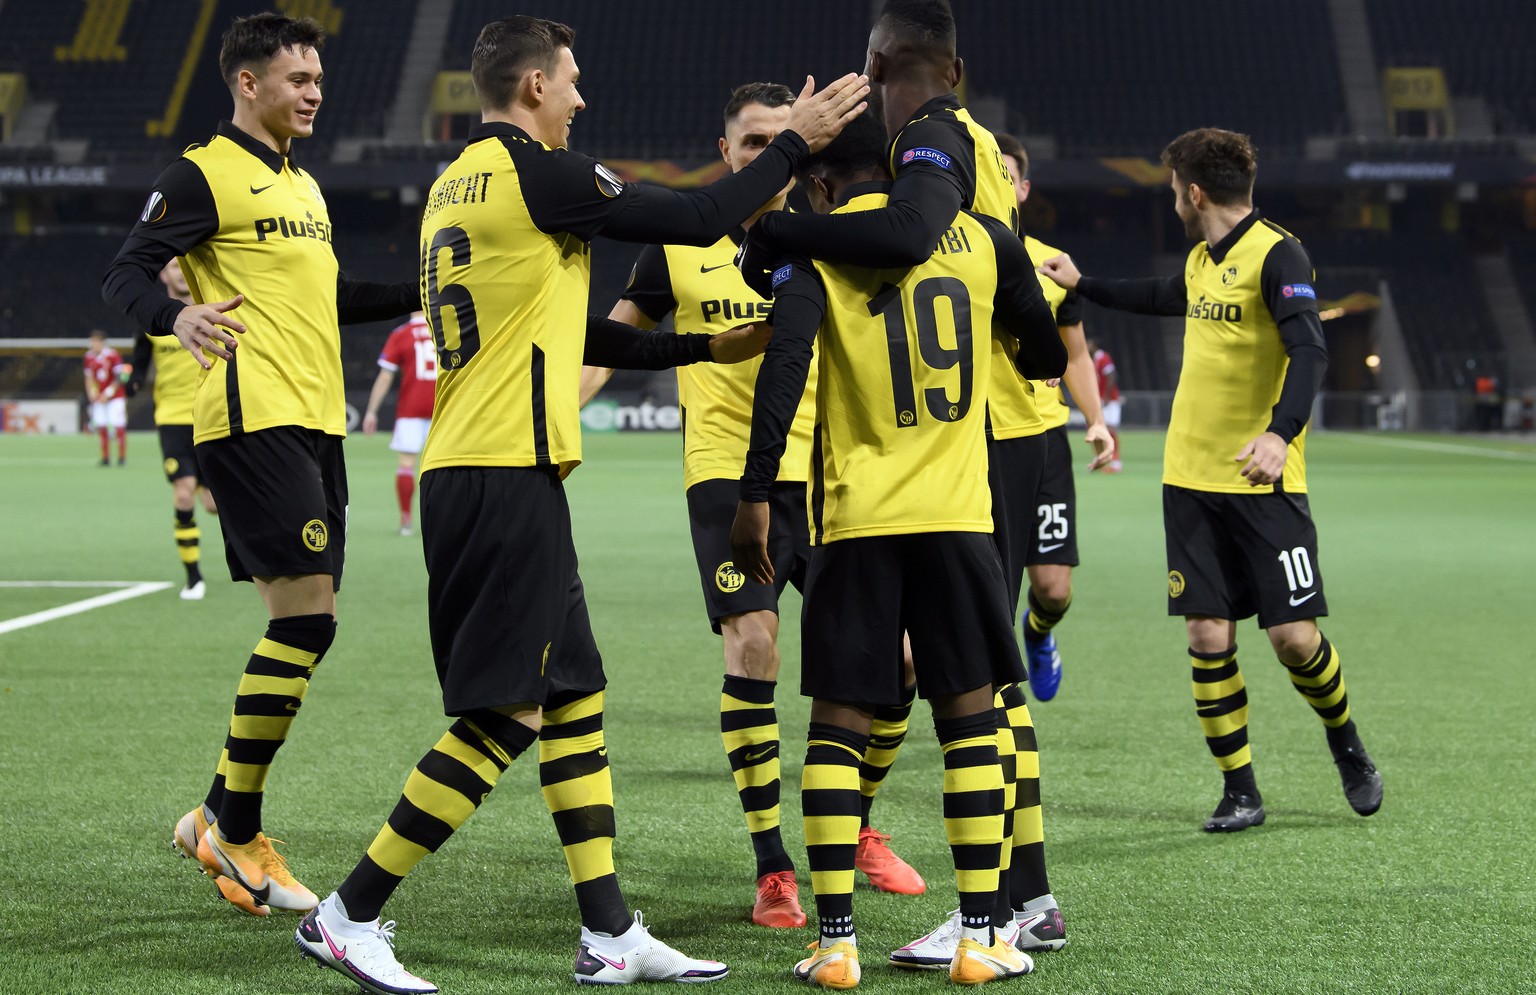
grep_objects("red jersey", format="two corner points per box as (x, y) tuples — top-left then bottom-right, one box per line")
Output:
(378, 316), (438, 420)
(1093, 348), (1120, 402)
(84, 346), (126, 403)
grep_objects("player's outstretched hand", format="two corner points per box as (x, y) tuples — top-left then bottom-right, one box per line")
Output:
(786, 74), (870, 153)
(1083, 422), (1115, 471)
(730, 501), (774, 586)
(1235, 431), (1287, 486)
(1037, 254), (1082, 290)
(362, 412), (379, 435)
(709, 322), (771, 364)
(173, 294), (246, 368)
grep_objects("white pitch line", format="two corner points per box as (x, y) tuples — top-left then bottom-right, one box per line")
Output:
(0, 581), (175, 636)
(1331, 432), (1536, 463)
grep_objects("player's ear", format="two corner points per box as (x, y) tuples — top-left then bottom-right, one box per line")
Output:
(719, 136), (731, 167)
(950, 57), (964, 90)
(523, 67), (545, 107)
(867, 49), (884, 84)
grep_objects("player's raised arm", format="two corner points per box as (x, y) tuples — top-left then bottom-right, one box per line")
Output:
(1043, 253), (1187, 317)
(522, 77), (867, 250)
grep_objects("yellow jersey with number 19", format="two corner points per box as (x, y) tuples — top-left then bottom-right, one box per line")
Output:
(807, 193), (1002, 542)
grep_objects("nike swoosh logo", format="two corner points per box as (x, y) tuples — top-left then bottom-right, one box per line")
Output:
(597, 747), (607, 756)
(593, 952), (626, 971)
(700, 262), (733, 273)
(743, 748), (774, 763)
(319, 921), (347, 961)
(284, 701), (300, 711)
(250, 183), (274, 194)
(1037, 542), (1065, 553)
(1288, 591), (1318, 606)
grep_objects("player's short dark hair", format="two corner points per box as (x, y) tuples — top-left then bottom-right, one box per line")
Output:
(1161, 128), (1257, 206)
(723, 82), (795, 129)
(876, 0), (956, 60)
(994, 133), (1028, 180)
(797, 111), (889, 183)
(471, 16), (576, 111)
(219, 13), (325, 86)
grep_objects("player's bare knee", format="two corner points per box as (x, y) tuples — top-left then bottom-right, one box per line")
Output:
(722, 610), (780, 681)
(1032, 574), (1072, 610)
(1185, 615), (1235, 655)
(930, 684), (994, 721)
(1265, 620), (1320, 665)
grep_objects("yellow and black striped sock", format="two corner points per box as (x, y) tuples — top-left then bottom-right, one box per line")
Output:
(934, 710), (1005, 938)
(216, 613), (335, 844)
(992, 697), (1017, 924)
(1024, 588), (1071, 640)
(858, 683), (915, 826)
(339, 714), (534, 921)
(1192, 646), (1258, 795)
(803, 721), (866, 942)
(999, 682), (1050, 908)
(720, 675), (791, 877)
(541, 690), (629, 935)
(1282, 634), (1351, 730)
(174, 507), (202, 586)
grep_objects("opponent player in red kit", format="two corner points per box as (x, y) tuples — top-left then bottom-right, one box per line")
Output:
(84, 331), (129, 466)
(1088, 336), (1122, 472)
(362, 312), (438, 535)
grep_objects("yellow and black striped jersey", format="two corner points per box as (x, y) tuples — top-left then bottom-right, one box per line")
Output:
(1075, 211), (1324, 494)
(418, 120), (814, 477)
(622, 236), (816, 488)
(1168, 217), (1316, 492)
(741, 185), (1065, 543)
(102, 121), (416, 444)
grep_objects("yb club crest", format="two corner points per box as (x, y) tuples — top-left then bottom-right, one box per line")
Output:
(302, 519), (328, 552)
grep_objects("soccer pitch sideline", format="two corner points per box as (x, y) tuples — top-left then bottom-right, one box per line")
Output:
(0, 430), (1532, 994)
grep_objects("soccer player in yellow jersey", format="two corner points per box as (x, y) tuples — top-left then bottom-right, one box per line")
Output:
(1039, 127), (1383, 832)
(292, 17), (868, 992)
(741, 0), (1077, 966)
(103, 13), (419, 918)
(992, 133), (1115, 703)
(583, 82), (925, 931)
(732, 113), (1065, 988)
(127, 258), (220, 601)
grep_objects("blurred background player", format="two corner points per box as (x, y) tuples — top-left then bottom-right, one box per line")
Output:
(582, 81), (924, 932)
(1087, 335), (1122, 471)
(128, 258), (220, 600)
(731, 112), (1065, 987)
(993, 133), (1115, 703)
(1038, 127), (1382, 832)
(361, 311), (437, 536)
(83, 330), (128, 466)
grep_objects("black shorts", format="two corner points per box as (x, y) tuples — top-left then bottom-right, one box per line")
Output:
(158, 424), (200, 483)
(1163, 484), (1329, 628)
(421, 466), (605, 715)
(686, 478), (810, 632)
(197, 426), (347, 588)
(986, 433), (1048, 615)
(801, 532), (1025, 707)
(1025, 425), (1079, 568)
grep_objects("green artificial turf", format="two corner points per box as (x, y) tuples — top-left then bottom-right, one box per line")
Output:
(1, 429), (1532, 994)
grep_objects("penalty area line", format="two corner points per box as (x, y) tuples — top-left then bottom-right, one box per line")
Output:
(0, 581), (176, 636)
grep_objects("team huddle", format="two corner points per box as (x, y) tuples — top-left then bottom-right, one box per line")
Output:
(101, 2), (1382, 992)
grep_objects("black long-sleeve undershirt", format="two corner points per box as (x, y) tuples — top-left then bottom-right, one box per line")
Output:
(582, 315), (713, 370)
